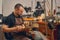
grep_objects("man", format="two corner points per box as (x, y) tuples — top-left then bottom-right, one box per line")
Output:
(2, 3), (32, 40)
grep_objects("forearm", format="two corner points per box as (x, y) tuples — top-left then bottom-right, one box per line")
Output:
(3, 27), (17, 32)
(2, 25), (17, 32)
(2, 24), (25, 33)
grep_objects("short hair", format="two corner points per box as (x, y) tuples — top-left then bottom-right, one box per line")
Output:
(14, 3), (23, 9)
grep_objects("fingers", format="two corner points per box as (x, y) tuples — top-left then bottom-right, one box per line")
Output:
(16, 25), (25, 32)
(17, 26), (22, 31)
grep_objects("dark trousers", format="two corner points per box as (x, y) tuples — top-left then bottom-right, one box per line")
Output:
(4, 33), (33, 40)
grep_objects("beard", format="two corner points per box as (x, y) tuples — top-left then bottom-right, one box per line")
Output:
(17, 13), (22, 17)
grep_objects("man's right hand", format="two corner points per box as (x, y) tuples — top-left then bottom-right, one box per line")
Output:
(15, 25), (25, 32)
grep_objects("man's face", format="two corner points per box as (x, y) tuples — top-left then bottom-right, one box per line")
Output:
(15, 6), (24, 15)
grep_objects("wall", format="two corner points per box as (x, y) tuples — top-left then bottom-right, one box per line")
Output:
(2, 0), (60, 16)
(2, 0), (44, 16)
(0, 0), (2, 14)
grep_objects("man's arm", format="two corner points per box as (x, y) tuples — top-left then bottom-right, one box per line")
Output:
(2, 24), (18, 32)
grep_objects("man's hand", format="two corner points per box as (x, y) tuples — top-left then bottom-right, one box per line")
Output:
(16, 25), (25, 32)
